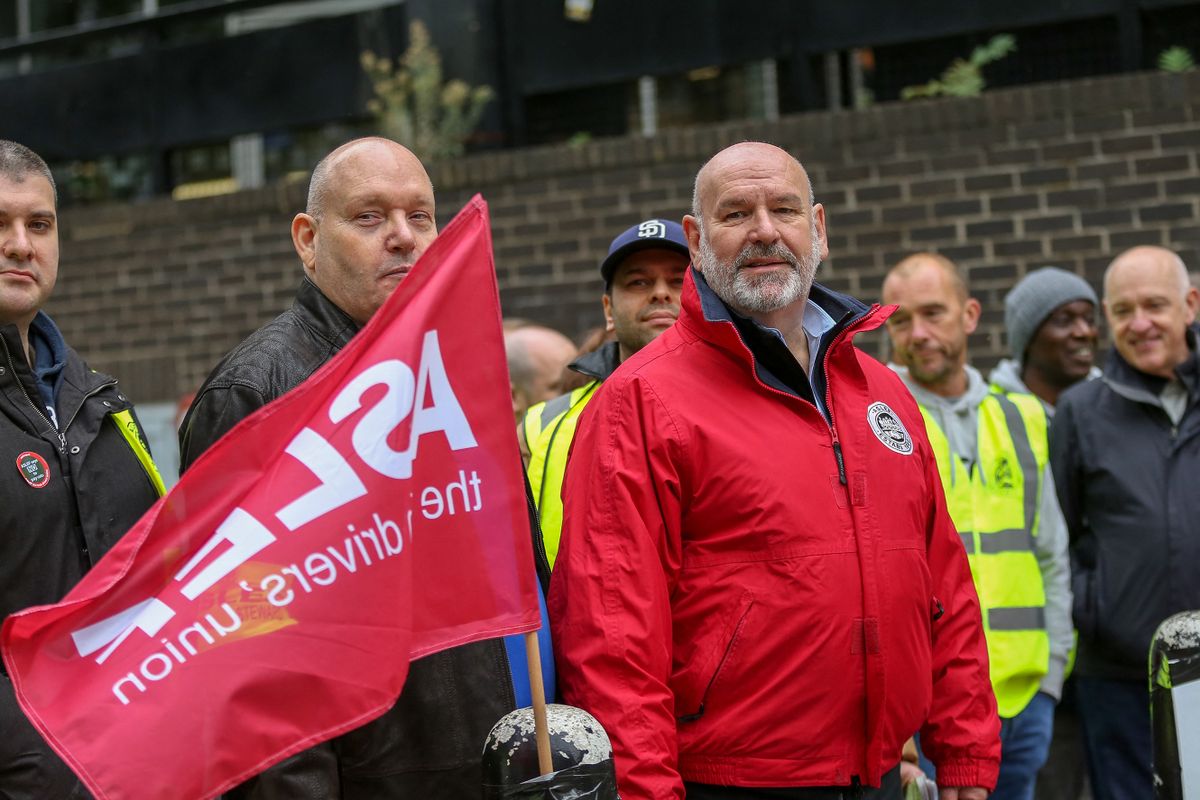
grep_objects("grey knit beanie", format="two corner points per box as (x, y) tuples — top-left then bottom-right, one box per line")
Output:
(1005, 267), (1099, 364)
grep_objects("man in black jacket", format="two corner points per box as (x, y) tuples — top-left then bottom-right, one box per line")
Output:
(179, 136), (552, 798)
(0, 140), (164, 798)
(1051, 245), (1200, 800)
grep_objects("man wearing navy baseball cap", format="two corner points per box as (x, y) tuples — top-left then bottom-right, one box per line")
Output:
(521, 218), (689, 566)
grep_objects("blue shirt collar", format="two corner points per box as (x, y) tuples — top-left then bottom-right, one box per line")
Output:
(28, 311), (67, 426)
(757, 300), (837, 378)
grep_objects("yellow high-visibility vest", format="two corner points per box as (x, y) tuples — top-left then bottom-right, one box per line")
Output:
(523, 380), (600, 568)
(918, 392), (1049, 718)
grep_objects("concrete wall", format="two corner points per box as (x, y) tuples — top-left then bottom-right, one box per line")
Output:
(47, 69), (1200, 404)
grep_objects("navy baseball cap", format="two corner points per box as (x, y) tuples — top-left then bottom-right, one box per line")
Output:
(599, 218), (690, 286)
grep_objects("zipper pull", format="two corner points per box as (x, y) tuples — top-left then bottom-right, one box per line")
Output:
(57, 431), (66, 454)
(833, 439), (847, 485)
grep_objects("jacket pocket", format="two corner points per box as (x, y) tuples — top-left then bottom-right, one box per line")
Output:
(675, 593), (755, 723)
(1072, 566), (1098, 642)
(928, 595), (944, 646)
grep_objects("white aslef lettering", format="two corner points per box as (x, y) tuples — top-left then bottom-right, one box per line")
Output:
(73, 598), (177, 665)
(404, 331), (477, 462)
(328, 332), (477, 480)
(329, 359), (417, 478)
(175, 508), (277, 600)
(275, 428), (368, 531)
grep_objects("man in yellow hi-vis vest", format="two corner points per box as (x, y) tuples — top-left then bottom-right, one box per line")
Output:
(521, 218), (689, 567)
(882, 253), (1072, 800)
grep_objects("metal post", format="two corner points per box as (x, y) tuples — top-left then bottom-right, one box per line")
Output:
(1150, 610), (1200, 799)
(482, 703), (618, 798)
(638, 75), (657, 137)
(15, 0), (31, 74)
(848, 48), (867, 110)
(823, 51), (842, 111)
(760, 59), (779, 122)
(1117, 0), (1143, 73)
(231, 133), (265, 190)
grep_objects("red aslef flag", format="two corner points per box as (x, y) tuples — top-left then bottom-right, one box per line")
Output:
(1, 196), (540, 800)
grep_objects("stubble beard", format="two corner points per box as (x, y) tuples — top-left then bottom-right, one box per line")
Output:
(903, 339), (962, 388)
(906, 355), (954, 388)
(614, 305), (679, 356)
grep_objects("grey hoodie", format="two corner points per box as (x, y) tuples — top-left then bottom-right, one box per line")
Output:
(989, 359), (1040, 411)
(987, 358), (1102, 419)
(892, 363), (1073, 703)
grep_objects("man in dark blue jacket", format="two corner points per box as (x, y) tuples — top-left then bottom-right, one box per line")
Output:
(1051, 245), (1200, 800)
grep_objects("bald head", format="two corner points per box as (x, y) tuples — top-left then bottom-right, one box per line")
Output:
(881, 253), (979, 396)
(691, 142), (815, 224)
(1102, 245), (1199, 379)
(1104, 246), (1189, 300)
(683, 142), (827, 320)
(505, 326), (578, 420)
(884, 252), (968, 305)
(291, 136), (438, 325)
(306, 137), (431, 220)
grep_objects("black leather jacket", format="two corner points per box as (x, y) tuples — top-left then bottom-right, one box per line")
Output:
(180, 278), (549, 798)
(0, 321), (160, 799)
(179, 277), (361, 464)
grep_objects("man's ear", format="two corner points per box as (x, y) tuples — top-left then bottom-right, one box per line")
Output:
(682, 215), (702, 267)
(1185, 285), (1200, 326)
(602, 293), (616, 332)
(292, 213), (318, 278)
(963, 297), (983, 335)
(813, 203), (829, 261)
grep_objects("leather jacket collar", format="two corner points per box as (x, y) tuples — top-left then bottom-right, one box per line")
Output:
(292, 276), (360, 353)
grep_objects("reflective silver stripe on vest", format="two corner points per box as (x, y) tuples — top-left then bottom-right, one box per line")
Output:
(991, 393), (1039, 535)
(959, 531), (975, 554)
(989, 606), (1046, 631)
(540, 392), (575, 430)
(962, 529), (1032, 553)
(978, 528), (1035, 554)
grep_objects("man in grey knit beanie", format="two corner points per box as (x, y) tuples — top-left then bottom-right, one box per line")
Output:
(989, 267), (1099, 410)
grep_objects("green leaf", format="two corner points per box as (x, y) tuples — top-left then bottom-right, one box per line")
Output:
(1159, 46), (1196, 73)
(902, 33), (1015, 100)
(359, 19), (494, 161)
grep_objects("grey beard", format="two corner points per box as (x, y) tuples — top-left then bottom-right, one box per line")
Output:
(697, 234), (821, 315)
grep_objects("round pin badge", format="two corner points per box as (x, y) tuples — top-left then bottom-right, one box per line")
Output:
(16, 451), (51, 488)
(866, 401), (913, 456)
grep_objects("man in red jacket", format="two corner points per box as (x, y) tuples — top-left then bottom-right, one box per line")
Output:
(548, 142), (999, 800)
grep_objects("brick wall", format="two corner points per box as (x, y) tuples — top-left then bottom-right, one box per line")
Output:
(47, 70), (1200, 403)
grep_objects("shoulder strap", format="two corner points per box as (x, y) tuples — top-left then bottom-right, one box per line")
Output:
(110, 409), (167, 497)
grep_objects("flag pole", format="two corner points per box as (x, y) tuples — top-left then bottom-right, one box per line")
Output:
(523, 631), (554, 776)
